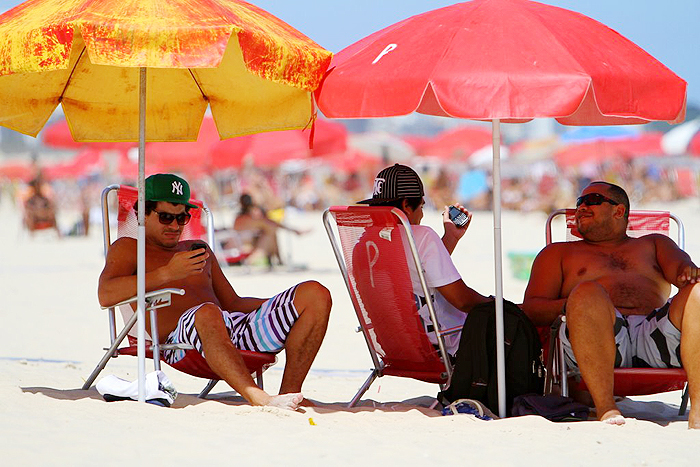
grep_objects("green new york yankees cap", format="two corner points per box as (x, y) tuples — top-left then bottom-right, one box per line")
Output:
(145, 173), (199, 209)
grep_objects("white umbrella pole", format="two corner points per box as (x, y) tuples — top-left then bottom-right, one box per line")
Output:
(492, 118), (506, 418)
(136, 67), (147, 403)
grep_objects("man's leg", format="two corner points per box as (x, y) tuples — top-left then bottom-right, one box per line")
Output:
(668, 283), (700, 429)
(194, 304), (303, 410)
(566, 281), (623, 424)
(279, 280), (332, 395)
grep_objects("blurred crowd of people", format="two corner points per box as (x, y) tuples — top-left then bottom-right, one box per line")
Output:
(188, 156), (698, 217)
(1, 150), (698, 241)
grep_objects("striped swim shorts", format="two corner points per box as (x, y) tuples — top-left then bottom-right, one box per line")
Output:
(163, 285), (299, 365)
(559, 301), (682, 370)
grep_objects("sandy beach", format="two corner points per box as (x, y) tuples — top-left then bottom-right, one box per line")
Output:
(1, 195), (698, 466)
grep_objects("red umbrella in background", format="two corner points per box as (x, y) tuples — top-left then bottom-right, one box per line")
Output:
(43, 147), (103, 180)
(315, 0), (686, 417)
(662, 119), (700, 157)
(555, 132), (664, 168)
(145, 116), (220, 176)
(417, 126), (493, 160)
(117, 151), (166, 180)
(691, 135), (700, 156)
(209, 128), (310, 170)
(320, 148), (380, 173)
(311, 118), (348, 157)
(402, 134), (432, 154)
(0, 160), (34, 181)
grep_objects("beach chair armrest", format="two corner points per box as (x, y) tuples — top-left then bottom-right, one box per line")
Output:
(102, 288), (185, 311)
(438, 326), (463, 337)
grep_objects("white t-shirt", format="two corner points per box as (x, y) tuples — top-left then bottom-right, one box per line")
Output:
(408, 225), (465, 355)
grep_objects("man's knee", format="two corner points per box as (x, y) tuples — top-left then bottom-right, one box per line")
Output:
(568, 281), (611, 314)
(670, 282), (700, 325)
(294, 281), (332, 317)
(684, 282), (700, 307)
(193, 303), (225, 332)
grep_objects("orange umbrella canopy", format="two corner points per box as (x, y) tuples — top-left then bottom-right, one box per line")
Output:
(0, 0), (332, 142)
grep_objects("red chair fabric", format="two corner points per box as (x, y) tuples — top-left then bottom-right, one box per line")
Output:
(121, 336), (276, 381)
(329, 206), (449, 385)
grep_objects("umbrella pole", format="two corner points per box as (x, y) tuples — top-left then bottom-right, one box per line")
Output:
(492, 118), (506, 418)
(136, 67), (147, 403)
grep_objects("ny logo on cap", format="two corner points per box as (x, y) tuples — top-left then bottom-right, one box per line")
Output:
(373, 178), (385, 196)
(172, 181), (183, 196)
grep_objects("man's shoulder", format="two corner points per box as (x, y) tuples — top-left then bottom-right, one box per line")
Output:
(111, 237), (137, 250)
(411, 224), (439, 239)
(538, 241), (572, 255)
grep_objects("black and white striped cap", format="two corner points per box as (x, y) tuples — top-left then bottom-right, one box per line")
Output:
(358, 164), (424, 205)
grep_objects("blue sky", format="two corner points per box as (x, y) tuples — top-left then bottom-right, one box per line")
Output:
(1, 0), (697, 106)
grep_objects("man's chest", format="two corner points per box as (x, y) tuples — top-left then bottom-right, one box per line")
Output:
(562, 241), (660, 280)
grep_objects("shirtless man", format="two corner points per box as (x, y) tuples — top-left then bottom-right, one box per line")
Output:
(98, 174), (331, 410)
(522, 181), (699, 428)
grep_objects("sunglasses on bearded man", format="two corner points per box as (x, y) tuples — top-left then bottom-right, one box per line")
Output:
(576, 192), (620, 208)
(151, 209), (192, 225)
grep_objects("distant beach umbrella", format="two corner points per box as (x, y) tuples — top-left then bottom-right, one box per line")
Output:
(661, 119), (700, 156)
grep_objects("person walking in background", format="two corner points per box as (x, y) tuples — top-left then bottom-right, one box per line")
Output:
(22, 176), (60, 237)
(234, 193), (306, 268)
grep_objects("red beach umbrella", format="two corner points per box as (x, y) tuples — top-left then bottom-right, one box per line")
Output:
(209, 129), (310, 170)
(43, 147), (102, 180)
(0, 160), (33, 181)
(555, 132), (665, 168)
(311, 118), (348, 157)
(315, 0), (686, 417)
(418, 126), (494, 160)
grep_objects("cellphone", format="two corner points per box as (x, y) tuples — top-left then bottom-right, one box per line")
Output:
(190, 242), (207, 258)
(448, 206), (470, 228)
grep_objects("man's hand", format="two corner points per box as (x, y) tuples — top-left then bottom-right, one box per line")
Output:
(441, 204), (472, 255)
(442, 204), (472, 240)
(162, 249), (209, 282)
(677, 262), (700, 286)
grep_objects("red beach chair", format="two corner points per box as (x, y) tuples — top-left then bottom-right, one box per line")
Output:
(82, 185), (276, 397)
(542, 209), (688, 415)
(324, 205), (454, 407)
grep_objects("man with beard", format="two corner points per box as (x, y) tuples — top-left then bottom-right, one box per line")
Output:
(522, 181), (699, 428)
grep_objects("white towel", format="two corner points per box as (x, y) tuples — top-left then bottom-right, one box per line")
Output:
(96, 370), (178, 407)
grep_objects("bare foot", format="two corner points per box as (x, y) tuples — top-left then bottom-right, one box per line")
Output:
(266, 393), (304, 411)
(299, 398), (316, 407)
(689, 407), (700, 429)
(599, 409), (625, 425)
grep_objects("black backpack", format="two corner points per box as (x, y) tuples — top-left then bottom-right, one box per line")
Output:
(439, 299), (544, 417)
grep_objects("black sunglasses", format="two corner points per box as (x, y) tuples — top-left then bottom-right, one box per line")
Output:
(151, 209), (191, 225)
(576, 192), (620, 208)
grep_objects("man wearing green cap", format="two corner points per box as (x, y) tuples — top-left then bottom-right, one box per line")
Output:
(98, 174), (332, 410)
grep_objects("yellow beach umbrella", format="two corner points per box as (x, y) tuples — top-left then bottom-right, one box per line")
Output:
(0, 0), (331, 401)
(0, 0), (331, 140)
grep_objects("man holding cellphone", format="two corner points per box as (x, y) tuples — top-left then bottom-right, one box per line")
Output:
(357, 164), (491, 356)
(98, 174), (331, 410)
